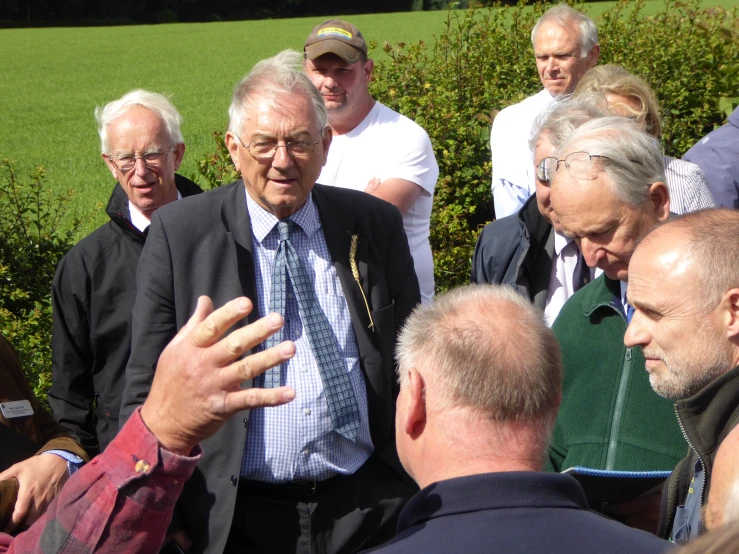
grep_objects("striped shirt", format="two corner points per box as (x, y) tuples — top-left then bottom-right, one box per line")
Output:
(241, 191), (373, 482)
(664, 156), (715, 214)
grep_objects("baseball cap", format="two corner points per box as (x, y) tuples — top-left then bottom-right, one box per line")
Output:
(304, 19), (368, 64)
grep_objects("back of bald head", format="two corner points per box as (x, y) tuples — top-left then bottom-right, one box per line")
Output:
(395, 284), (562, 426)
(642, 209), (739, 311)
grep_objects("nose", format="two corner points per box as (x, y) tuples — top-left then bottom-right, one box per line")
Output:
(624, 311), (648, 348)
(545, 57), (558, 74)
(578, 238), (603, 268)
(322, 74), (337, 89)
(132, 157), (150, 178)
(271, 143), (295, 169)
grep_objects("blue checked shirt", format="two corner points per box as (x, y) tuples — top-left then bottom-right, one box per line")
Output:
(241, 191), (373, 482)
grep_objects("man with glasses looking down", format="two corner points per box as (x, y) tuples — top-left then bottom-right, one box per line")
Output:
(120, 51), (420, 554)
(546, 116), (688, 531)
(49, 90), (202, 459)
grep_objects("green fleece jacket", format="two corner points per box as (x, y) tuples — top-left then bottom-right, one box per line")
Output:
(548, 274), (687, 472)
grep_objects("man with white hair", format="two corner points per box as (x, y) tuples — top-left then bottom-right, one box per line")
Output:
(120, 51), (420, 554)
(49, 90), (202, 458)
(491, 4), (600, 218)
(623, 209), (739, 542)
(368, 284), (669, 553)
(472, 96), (605, 325)
(547, 118), (686, 527)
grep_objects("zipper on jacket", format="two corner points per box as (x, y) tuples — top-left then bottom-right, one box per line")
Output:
(674, 406), (707, 506)
(606, 346), (632, 470)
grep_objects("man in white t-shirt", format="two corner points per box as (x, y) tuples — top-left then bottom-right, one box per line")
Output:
(491, 5), (600, 219)
(304, 19), (439, 303)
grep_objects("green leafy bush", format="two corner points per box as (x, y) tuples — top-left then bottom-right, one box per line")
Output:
(0, 160), (88, 404)
(195, 0), (739, 292)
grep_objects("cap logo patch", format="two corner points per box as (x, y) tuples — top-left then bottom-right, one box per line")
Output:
(317, 27), (353, 40)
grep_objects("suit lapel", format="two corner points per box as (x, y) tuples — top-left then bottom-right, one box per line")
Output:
(220, 181), (260, 323)
(312, 186), (374, 335)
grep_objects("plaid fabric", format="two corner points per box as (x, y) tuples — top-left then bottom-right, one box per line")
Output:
(0, 408), (201, 554)
(242, 192), (373, 482)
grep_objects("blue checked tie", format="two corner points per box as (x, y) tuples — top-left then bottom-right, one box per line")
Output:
(263, 220), (361, 442)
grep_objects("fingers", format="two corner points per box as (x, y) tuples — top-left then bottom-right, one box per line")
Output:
(224, 386), (297, 414)
(218, 340), (295, 391)
(189, 297), (253, 349)
(0, 463), (19, 482)
(7, 489), (30, 532)
(208, 312), (284, 368)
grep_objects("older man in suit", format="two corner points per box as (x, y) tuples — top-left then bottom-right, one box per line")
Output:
(119, 49), (420, 554)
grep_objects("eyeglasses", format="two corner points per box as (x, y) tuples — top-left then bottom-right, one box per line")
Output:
(536, 151), (611, 184)
(105, 146), (174, 174)
(234, 134), (319, 160)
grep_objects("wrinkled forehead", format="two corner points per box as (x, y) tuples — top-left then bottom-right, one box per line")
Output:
(241, 91), (319, 135)
(534, 20), (582, 51)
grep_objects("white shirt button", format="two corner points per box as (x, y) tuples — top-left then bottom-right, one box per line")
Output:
(304, 408), (311, 416)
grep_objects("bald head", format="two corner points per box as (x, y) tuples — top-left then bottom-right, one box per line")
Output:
(394, 285), (563, 487)
(705, 425), (739, 530)
(396, 284), (561, 421)
(624, 210), (739, 400)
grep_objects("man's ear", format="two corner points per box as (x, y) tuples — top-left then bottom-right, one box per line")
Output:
(363, 58), (374, 85)
(648, 181), (670, 222)
(224, 131), (241, 172)
(320, 125), (333, 166)
(588, 44), (601, 68)
(102, 155), (118, 181)
(721, 288), (739, 342)
(404, 367), (427, 438)
(172, 143), (186, 172)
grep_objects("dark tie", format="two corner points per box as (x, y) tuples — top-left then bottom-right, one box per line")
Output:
(573, 250), (591, 292)
(263, 220), (360, 442)
(625, 296), (635, 324)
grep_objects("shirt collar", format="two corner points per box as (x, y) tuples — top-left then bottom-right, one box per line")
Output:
(128, 190), (182, 232)
(245, 189), (320, 243)
(553, 229), (574, 256)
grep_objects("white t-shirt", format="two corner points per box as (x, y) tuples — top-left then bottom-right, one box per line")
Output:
(490, 89), (554, 219)
(319, 102), (439, 303)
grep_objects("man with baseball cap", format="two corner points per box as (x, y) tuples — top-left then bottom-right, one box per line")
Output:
(304, 19), (439, 304)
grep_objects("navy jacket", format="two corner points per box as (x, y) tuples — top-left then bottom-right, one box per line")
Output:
(470, 195), (554, 310)
(366, 472), (672, 554)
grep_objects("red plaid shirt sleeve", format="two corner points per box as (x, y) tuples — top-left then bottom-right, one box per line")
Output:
(0, 407), (201, 554)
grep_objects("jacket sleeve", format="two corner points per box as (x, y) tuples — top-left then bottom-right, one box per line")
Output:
(2, 408), (200, 554)
(47, 254), (98, 458)
(119, 212), (178, 427)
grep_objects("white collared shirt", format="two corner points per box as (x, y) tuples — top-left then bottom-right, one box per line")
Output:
(128, 190), (182, 232)
(544, 230), (582, 326)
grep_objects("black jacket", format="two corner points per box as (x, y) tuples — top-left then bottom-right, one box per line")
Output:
(658, 364), (739, 538)
(470, 195), (554, 309)
(48, 175), (202, 457)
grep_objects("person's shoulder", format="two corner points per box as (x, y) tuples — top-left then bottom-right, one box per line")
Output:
(156, 181), (240, 222)
(58, 220), (123, 271)
(372, 102), (432, 142)
(477, 213), (524, 247)
(664, 155), (702, 177)
(313, 184), (401, 220)
(495, 90), (548, 121)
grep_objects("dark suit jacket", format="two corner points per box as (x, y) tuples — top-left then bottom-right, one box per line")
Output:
(119, 181), (420, 553)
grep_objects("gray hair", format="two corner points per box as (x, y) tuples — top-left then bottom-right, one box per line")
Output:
(95, 89), (184, 154)
(395, 284), (562, 428)
(228, 49), (328, 138)
(531, 4), (599, 57)
(554, 116), (666, 205)
(656, 209), (739, 312)
(529, 93), (607, 152)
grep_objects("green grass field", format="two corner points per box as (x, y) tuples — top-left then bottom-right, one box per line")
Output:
(0, 0), (735, 235)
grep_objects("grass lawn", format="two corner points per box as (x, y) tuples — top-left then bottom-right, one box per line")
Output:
(0, 0), (735, 235)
